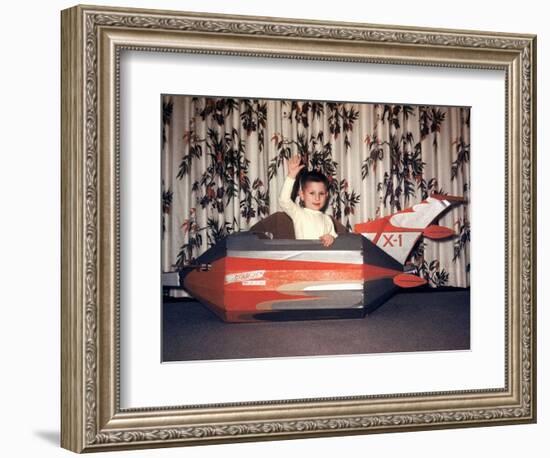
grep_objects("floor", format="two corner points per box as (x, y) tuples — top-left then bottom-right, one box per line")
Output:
(162, 289), (470, 362)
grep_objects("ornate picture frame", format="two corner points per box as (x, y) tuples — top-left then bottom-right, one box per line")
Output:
(61, 4), (536, 453)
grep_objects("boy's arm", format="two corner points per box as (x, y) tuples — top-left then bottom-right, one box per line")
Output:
(279, 155), (305, 219)
(325, 215), (338, 238)
(278, 176), (299, 219)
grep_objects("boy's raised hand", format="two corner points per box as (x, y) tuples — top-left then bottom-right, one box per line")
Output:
(287, 155), (305, 178)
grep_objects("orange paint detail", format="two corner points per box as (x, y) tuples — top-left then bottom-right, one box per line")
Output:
(354, 216), (390, 234)
(430, 193), (465, 203)
(184, 258), (320, 313)
(422, 225), (455, 240)
(393, 273), (427, 288)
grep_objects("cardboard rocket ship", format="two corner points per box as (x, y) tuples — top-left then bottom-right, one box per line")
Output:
(179, 195), (464, 322)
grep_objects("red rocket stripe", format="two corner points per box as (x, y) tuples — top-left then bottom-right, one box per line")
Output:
(225, 257), (402, 280)
(354, 200), (432, 234)
(184, 258), (405, 317)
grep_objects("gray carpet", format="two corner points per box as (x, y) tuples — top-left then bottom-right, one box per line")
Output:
(162, 289), (470, 361)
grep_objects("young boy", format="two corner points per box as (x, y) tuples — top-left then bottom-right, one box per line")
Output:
(278, 155), (337, 247)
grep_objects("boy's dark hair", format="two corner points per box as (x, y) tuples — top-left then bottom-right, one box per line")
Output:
(291, 169), (331, 212)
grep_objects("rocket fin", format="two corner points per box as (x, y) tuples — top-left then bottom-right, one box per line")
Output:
(354, 195), (464, 264)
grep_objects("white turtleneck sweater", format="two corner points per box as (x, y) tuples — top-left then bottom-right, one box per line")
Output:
(278, 176), (337, 240)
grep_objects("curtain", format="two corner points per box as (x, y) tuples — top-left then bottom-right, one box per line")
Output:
(162, 96), (470, 287)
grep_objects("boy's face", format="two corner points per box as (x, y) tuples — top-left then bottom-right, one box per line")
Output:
(299, 181), (328, 211)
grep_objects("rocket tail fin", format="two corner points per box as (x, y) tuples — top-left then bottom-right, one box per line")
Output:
(354, 195), (465, 265)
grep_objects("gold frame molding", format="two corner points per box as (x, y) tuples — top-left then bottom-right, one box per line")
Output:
(61, 4), (537, 453)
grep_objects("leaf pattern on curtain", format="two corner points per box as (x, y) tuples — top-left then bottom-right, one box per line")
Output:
(162, 95), (470, 287)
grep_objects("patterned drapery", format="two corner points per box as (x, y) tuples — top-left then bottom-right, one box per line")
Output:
(162, 96), (470, 287)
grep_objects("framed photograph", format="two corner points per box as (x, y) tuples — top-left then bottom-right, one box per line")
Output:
(161, 93), (472, 362)
(61, 4), (536, 453)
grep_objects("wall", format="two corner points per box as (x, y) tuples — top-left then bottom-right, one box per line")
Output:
(0, 0), (546, 456)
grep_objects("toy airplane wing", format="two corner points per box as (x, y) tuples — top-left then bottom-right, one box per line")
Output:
(354, 194), (465, 265)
